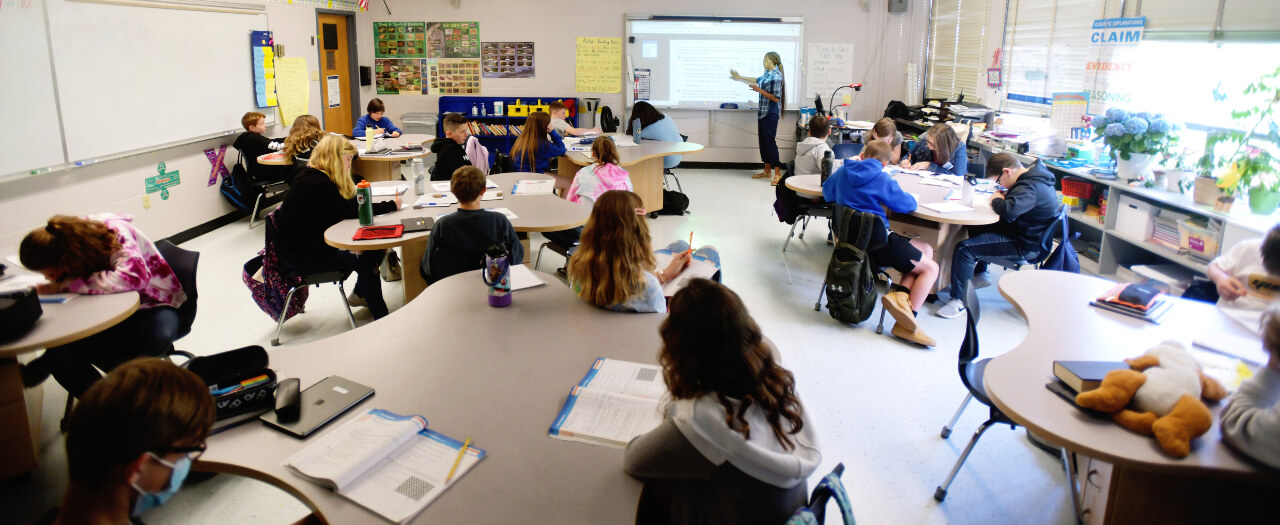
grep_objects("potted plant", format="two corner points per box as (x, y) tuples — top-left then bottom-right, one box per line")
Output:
(1092, 108), (1179, 183)
(1159, 146), (1196, 193)
(1199, 66), (1280, 215)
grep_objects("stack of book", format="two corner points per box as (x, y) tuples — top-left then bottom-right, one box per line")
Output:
(1151, 215), (1181, 250)
(1089, 283), (1172, 324)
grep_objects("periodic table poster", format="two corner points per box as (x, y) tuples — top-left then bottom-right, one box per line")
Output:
(425, 22), (480, 59)
(374, 22), (426, 59)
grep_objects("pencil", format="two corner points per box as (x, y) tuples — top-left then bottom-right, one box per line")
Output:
(685, 232), (693, 257)
(445, 437), (471, 483)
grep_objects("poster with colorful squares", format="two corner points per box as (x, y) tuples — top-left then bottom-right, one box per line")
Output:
(374, 22), (426, 59)
(424, 22), (480, 59)
(482, 42), (535, 78)
(422, 58), (481, 95)
(375, 59), (422, 95)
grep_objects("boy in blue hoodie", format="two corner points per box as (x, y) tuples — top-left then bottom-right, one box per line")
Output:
(822, 141), (939, 347)
(352, 98), (402, 138)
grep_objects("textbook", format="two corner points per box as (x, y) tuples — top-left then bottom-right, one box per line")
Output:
(512, 179), (555, 195)
(1052, 361), (1128, 393)
(654, 247), (720, 296)
(549, 358), (667, 448)
(282, 409), (485, 524)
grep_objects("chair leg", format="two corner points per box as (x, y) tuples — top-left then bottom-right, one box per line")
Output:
(876, 274), (892, 335)
(814, 284), (826, 311)
(336, 281), (357, 330)
(782, 220), (800, 252)
(1061, 448), (1085, 525)
(934, 418), (998, 502)
(272, 286), (299, 346)
(249, 192), (265, 230)
(671, 174), (683, 193)
(941, 393), (974, 439)
(799, 215), (809, 239)
(61, 396), (75, 433)
(535, 243), (547, 271)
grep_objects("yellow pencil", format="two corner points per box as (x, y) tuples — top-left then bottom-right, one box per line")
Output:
(685, 231), (693, 257)
(445, 437), (471, 484)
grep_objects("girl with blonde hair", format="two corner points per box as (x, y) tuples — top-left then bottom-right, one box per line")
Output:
(272, 135), (400, 318)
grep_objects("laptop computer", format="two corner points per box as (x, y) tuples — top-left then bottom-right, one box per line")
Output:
(401, 217), (434, 233)
(260, 376), (374, 438)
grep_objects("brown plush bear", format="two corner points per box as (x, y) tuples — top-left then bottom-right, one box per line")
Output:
(1075, 340), (1228, 458)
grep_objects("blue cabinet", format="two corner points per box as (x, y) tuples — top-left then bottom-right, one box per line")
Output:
(436, 96), (578, 164)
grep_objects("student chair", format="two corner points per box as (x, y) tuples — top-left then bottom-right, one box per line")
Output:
(781, 162), (833, 253)
(62, 240), (199, 431)
(974, 206), (1067, 271)
(831, 142), (863, 160)
(934, 280), (1016, 502)
(785, 463), (856, 525)
(271, 269), (357, 346)
(812, 206), (893, 335)
(490, 152), (514, 175)
(662, 134), (689, 193)
(534, 241), (572, 274)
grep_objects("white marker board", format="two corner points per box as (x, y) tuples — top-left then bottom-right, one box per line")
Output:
(805, 43), (855, 106)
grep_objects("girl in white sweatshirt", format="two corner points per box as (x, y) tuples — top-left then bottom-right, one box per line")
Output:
(623, 279), (821, 524)
(1220, 303), (1280, 469)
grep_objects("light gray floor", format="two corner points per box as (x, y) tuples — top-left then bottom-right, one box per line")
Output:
(6, 168), (1074, 525)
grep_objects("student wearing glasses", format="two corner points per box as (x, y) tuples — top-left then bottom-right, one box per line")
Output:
(49, 358), (215, 524)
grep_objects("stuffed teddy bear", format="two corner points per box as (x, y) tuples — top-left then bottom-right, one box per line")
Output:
(1075, 340), (1228, 458)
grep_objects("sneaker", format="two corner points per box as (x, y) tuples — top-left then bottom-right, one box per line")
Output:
(891, 324), (937, 347)
(346, 292), (367, 308)
(936, 298), (966, 319)
(881, 291), (917, 333)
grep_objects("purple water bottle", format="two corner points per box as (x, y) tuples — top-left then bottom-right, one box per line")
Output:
(482, 244), (512, 307)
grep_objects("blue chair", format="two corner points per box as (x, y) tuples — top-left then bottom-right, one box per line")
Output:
(831, 142), (863, 160)
(786, 463), (856, 524)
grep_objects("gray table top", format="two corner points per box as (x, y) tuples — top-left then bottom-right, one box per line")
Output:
(324, 172), (590, 251)
(990, 270), (1266, 475)
(201, 270), (659, 523)
(787, 173), (999, 226)
(563, 137), (703, 167)
(0, 292), (139, 357)
(352, 133), (435, 162)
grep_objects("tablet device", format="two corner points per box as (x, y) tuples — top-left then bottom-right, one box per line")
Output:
(401, 216), (434, 233)
(259, 376), (374, 438)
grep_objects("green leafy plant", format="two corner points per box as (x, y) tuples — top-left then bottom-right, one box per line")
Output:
(1198, 66), (1280, 196)
(1092, 108), (1180, 161)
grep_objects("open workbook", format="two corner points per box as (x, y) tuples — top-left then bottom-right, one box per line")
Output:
(654, 246), (720, 296)
(549, 358), (667, 448)
(282, 409), (485, 523)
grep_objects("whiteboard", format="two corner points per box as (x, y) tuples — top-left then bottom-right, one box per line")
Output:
(625, 16), (803, 111)
(0, 0), (273, 177)
(804, 43), (855, 106)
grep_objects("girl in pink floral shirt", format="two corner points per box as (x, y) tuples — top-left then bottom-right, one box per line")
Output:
(19, 214), (186, 397)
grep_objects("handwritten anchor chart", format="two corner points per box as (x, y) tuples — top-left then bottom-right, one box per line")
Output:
(205, 145), (230, 187)
(252, 31), (278, 108)
(146, 162), (181, 200)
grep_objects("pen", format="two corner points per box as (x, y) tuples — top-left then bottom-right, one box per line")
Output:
(446, 437), (471, 483)
(30, 167), (51, 175)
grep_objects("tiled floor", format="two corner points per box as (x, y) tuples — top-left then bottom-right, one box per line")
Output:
(6, 168), (1075, 524)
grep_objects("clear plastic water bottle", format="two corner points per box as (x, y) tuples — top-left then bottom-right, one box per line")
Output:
(962, 174), (976, 206)
(356, 180), (374, 226)
(482, 244), (512, 307)
(412, 158), (426, 195)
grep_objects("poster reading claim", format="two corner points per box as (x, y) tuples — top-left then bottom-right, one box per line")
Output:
(1083, 17), (1145, 117)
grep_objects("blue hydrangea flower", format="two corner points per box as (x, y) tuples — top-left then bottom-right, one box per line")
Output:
(1134, 111), (1153, 122)
(1124, 117), (1149, 135)
(1105, 123), (1127, 137)
(1148, 119), (1172, 134)
(1106, 108), (1130, 123)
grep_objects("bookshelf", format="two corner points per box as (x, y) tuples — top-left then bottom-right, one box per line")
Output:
(437, 96), (578, 164)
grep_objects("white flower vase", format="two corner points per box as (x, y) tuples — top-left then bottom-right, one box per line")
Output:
(1116, 153), (1157, 182)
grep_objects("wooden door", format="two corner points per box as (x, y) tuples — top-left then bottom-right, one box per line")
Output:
(318, 13), (352, 135)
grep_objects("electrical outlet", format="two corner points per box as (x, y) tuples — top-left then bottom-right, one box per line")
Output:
(142, 194), (151, 209)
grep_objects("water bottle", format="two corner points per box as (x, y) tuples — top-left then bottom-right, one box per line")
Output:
(820, 151), (834, 183)
(631, 118), (642, 144)
(482, 244), (512, 308)
(412, 158), (426, 195)
(471, 103), (479, 116)
(356, 180), (374, 226)
(961, 174), (976, 206)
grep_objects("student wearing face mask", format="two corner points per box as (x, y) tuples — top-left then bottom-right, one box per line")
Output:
(49, 358), (215, 524)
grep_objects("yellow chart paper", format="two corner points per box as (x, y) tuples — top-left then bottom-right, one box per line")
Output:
(275, 57), (310, 126)
(575, 37), (621, 93)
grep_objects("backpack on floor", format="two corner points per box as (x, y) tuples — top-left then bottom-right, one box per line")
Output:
(824, 210), (877, 325)
(773, 162), (806, 224)
(220, 152), (256, 213)
(658, 189), (690, 215)
(242, 212), (308, 322)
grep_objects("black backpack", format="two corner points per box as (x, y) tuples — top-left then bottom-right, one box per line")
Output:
(658, 189), (690, 216)
(823, 209), (877, 325)
(773, 161), (807, 224)
(219, 151), (256, 212)
(599, 106), (621, 133)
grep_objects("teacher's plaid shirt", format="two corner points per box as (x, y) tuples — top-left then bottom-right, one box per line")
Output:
(756, 68), (783, 119)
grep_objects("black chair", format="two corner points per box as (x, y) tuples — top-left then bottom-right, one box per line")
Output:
(232, 146), (290, 230)
(662, 134), (689, 193)
(813, 206), (893, 335)
(831, 142), (863, 160)
(264, 218), (357, 346)
(975, 206), (1067, 271)
(781, 161), (834, 253)
(934, 280), (1016, 502)
(490, 152), (515, 175)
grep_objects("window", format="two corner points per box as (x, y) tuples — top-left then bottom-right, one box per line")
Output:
(926, 0), (991, 103)
(1002, 0), (1109, 115)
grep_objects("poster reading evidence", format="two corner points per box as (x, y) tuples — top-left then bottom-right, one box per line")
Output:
(482, 42), (535, 79)
(374, 22), (426, 59)
(1084, 17), (1145, 116)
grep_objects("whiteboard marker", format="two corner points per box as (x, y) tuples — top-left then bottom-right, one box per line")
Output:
(74, 160), (97, 167)
(30, 167), (51, 175)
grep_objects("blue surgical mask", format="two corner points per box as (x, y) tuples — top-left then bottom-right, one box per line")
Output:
(131, 453), (192, 518)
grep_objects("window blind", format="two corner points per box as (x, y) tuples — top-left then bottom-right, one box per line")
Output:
(926, 0), (990, 103)
(1002, 0), (1107, 115)
(1130, 0), (1280, 41)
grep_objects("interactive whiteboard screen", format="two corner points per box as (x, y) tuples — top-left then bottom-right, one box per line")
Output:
(625, 16), (802, 110)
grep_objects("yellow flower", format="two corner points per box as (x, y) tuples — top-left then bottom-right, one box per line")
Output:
(1216, 162), (1243, 189)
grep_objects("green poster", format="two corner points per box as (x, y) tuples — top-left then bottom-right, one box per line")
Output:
(375, 59), (423, 95)
(425, 21), (480, 59)
(146, 162), (181, 200)
(374, 22), (426, 59)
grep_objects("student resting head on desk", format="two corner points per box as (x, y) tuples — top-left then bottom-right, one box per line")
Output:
(623, 279), (821, 524)
(352, 97), (401, 138)
(869, 117), (904, 165)
(902, 123), (966, 176)
(822, 141), (939, 347)
(936, 152), (1058, 319)
(1220, 302), (1280, 469)
(627, 101), (684, 170)
(420, 166), (523, 284)
(18, 214), (187, 397)
(48, 358), (215, 524)
(282, 114), (323, 171)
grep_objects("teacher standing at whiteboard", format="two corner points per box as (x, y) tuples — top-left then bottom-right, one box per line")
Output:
(730, 51), (785, 184)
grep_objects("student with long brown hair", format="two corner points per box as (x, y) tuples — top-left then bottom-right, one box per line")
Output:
(510, 111), (566, 174)
(869, 117), (905, 164)
(542, 138), (633, 260)
(282, 114), (324, 168)
(18, 214), (186, 396)
(624, 279), (821, 523)
(272, 135), (400, 318)
(902, 123), (967, 176)
(567, 190), (718, 313)
(51, 358), (215, 523)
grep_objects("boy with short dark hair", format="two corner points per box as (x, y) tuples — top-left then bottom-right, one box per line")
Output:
(352, 98), (402, 138)
(794, 115), (834, 176)
(420, 166), (524, 284)
(430, 113), (471, 181)
(1209, 224), (1280, 332)
(1220, 302), (1280, 468)
(549, 101), (601, 137)
(232, 111), (288, 181)
(822, 140), (939, 347)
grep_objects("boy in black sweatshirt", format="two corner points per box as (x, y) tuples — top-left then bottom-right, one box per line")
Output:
(232, 112), (289, 182)
(420, 166), (523, 283)
(429, 113), (471, 181)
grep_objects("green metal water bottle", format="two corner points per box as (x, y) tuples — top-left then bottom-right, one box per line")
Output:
(356, 180), (374, 226)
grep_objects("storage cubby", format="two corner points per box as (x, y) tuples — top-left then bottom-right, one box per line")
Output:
(437, 96), (578, 165)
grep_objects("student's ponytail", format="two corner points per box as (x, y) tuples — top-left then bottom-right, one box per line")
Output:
(766, 51), (785, 109)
